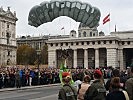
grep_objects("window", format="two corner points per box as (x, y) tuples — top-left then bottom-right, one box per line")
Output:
(109, 40), (112, 44)
(71, 42), (73, 45)
(90, 32), (92, 37)
(8, 51), (10, 56)
(72, 34), (73, 37)
(98, 41), (101, 44)
(127, 41), (130, 45)
(61, 43), (63, 46)
(7, 38), (9, 44)
(2, 21), (5, 28)
(51, 43), (53, 46)
(2, 32), (4, 37)
(6, 33), (10, 38)
(12, 34), (15, 38)
(56, 43), (58, 46)
(79, 32), (81, 37)
(103, 41), (106, 44)
(7, 24), (9, 28)
(92, 41), (95, 45)
(122, 41), (125, 45)
(87, 41), (90, 45)
(83, 31), (86, 37)
(81, 42), (84, 45)
(66, 43), (68, 46)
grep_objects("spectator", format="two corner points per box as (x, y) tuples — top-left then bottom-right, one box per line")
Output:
(106, 77), (129, 100)
(15, 70), (21, 88)
(78, 75), (91, 100)
(74, 76), (82, 90)
(125, 67), (133, 100)
(105, 69), (126, 92)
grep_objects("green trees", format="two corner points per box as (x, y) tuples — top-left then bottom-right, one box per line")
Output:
(40, 44), (48, 65)
(17, 45), (36, 65)
(17, 44), (48, 65)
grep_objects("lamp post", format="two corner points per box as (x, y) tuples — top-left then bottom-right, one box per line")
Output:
(36, 50), (41, 85)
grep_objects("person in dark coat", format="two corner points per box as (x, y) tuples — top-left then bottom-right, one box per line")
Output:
(125, 67), (133, 100)
(84, 69), (106, 100)
(15, 70), (21, 88)
(106, 77), (129, 100)
(105, 69), (126, 92)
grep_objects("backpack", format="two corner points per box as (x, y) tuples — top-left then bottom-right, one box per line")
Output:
(62, 84), (77, 100)
(84, 81), (106, 100)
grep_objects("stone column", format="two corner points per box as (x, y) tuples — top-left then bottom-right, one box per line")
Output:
(95, 48), (99, 68)
(84, 49), (88, 69)
(48, 50), (56, 68)
(119, 49), (124, 70)
(73, 49), (77, 68)
(107, 48), (118, 68)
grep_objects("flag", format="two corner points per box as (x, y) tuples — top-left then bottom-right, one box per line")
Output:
(59, 63), (74, 85)
(103, 14), (110, 25)
(61, 27), (64, 30)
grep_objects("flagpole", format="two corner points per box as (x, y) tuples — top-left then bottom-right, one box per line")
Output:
(109, 13), (111, 34)
(109, 20), (110, 34)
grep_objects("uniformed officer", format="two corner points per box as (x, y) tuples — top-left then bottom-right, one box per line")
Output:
(84, 69), (106, 100)
(58, 72), (77, 100)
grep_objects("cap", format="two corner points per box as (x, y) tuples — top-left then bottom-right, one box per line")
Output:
(94, 69), (102, 77)
(62, 72), (70, 78)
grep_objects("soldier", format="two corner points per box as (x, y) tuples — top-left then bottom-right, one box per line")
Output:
(58, 72), (77, 100)
(84, 69), (106, 100)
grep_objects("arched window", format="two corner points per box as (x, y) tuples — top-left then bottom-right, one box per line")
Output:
(90, 32), (92, 37)
(83, 31), (87, 37)
(79, 32), (81, 37)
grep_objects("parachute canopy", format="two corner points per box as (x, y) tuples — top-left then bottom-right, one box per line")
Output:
(28, 0), (101, 28)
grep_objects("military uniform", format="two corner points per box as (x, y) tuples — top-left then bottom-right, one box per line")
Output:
(58, 84), (77, 100)
(84, 79), (106, 100)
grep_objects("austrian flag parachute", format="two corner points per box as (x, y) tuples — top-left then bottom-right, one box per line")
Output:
(28, 0), (101, 28)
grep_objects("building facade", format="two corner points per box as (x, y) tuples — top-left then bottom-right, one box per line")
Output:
(17, 35), (69, 50)
(0, 7), (17, 66)
(16, 23), (133, 70)
(47, 25), (133, 70)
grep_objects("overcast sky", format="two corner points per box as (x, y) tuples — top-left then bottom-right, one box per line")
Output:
(1, 0), (133, 37)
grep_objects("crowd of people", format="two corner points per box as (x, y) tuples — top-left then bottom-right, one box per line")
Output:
(0, 66), (114, 89)
(0, 66), (133, 100)
(0, 67), (61, 89)
(58, 67), (133, 100)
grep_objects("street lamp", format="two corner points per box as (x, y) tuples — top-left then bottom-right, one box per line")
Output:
(36, 50), (41, 85)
